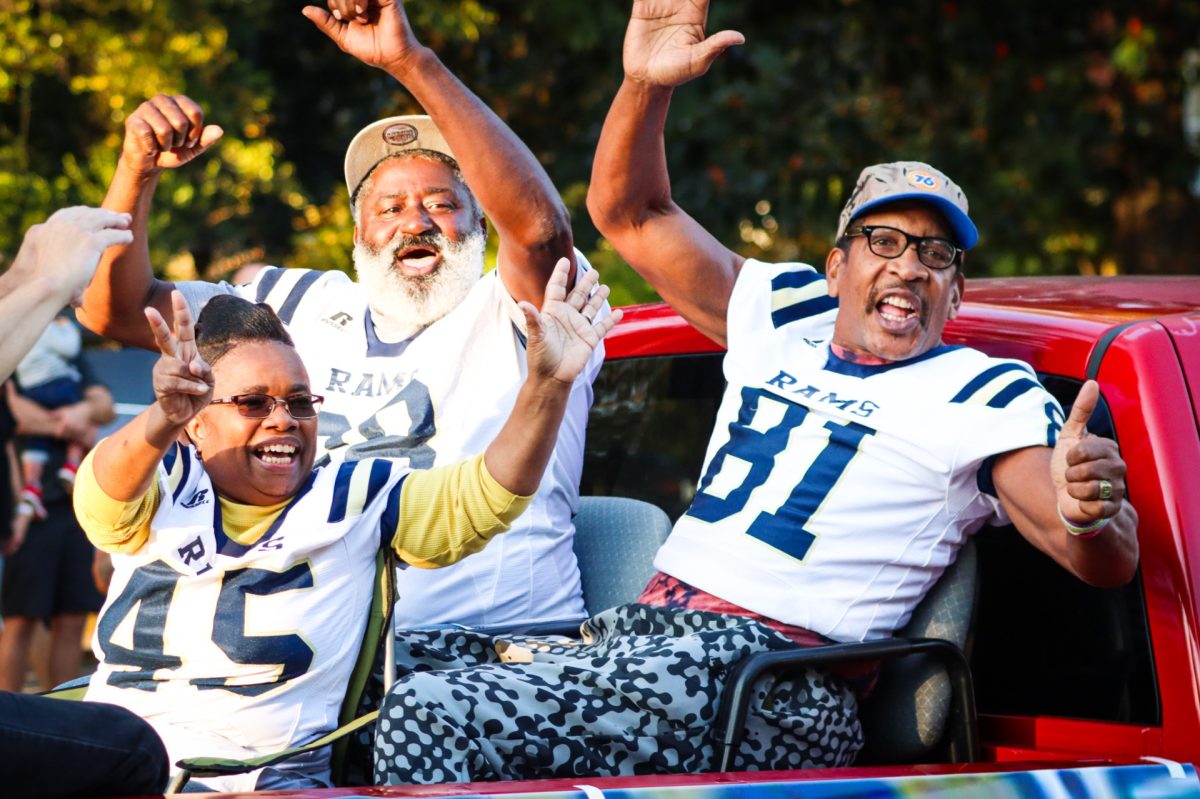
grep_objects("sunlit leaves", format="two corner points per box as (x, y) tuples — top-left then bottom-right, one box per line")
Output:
(1, 0), (1197, 286)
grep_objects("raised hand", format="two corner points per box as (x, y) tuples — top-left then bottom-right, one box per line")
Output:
(625, 0), (745, 88)
(1052, 380), (1127, 525)
(9, 206), (134, 304)
(302, 0), (421, 74)
(121, 94), (224, 177)
(145, 291), (213, 427)
(519, 259), (623, 386)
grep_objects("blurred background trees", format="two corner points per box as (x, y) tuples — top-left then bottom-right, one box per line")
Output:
(1, 0), (1198, 305)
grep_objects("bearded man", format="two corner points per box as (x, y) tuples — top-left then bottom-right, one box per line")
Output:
(76, 0), (603, 632)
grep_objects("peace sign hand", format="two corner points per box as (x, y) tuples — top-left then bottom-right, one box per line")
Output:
(146, 291), (214, 427)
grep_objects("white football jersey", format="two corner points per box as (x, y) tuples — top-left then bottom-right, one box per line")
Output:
(178, 257), (602, 628)
(85, 445), (409, 791)
(655, 260), (1064, 643)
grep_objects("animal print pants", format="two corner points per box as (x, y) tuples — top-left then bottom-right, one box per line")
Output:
(372, 604), (863, 784)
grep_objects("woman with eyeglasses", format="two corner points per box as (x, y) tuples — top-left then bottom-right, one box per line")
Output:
(70, 258), (619, 792)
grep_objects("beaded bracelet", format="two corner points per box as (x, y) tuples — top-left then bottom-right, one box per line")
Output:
(1058, 506), (1112, 539)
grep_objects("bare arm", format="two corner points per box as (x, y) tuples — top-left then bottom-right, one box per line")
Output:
(483, 260), (620, 493)
(76, 96), (223, 349)
(306, 0), (572, 304)
(586, 0), (746, 346)
(89, 292), (212, 502)
(0, 207), (133, 380)
(79, 384), (116, 429)
(0, 280), (77, 380)
(6, 383), (55, 437)
(992, 380), (1138, 588)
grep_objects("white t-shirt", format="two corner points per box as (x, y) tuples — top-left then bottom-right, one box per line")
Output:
(654, 259), (1063, 643)
(178, 258), (601, 628)
(85, 446), (407, 791)
(15, 316), (81, 389)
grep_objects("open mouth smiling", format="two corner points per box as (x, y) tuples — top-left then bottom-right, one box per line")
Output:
(873, 291), (924, 334)
(394, 245), (442, 274)
(253, 442), (299, 467)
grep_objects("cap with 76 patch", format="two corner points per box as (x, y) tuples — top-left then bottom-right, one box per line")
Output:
(836, 161), (978, 250)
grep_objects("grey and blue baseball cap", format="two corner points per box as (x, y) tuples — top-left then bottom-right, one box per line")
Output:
(836, 161), (979, 250)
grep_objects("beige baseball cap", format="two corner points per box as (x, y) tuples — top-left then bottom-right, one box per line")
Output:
(836, 161), (978, 249)
(343, 115), (456, 201)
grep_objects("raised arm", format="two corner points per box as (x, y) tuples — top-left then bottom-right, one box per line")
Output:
(586, 0), (745, 346)
(992, 380), (1138, 588)
(486, 259), (620, 493)
(75, 96), (223, 349)
(0, 207), (132, 381)
(305, 0), (572, 304)
(390, 260), (621, 567)
(89, 291), (213, 502)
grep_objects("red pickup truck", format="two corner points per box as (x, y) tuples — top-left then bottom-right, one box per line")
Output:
(564, 275), (1200, 796)
(589, 276), (1200, 765)
(108, 275), (1200, 796)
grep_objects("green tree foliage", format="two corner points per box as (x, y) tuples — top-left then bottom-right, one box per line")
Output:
(1, 0), (1197, 303)
(0, 0), (309, 280)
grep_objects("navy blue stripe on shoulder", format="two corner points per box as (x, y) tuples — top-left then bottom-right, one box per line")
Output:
(768, 269), (838, 329)
(276, 270), (323, 325)
(772, 296), (838, 329)
(327, 460), (360, 523)
(253, 268), (285, 303)
(162, 442), (179, 473)
(950, 363), (1031, 404)
(987, 378), (1042, 409)
(771, 269), (824, 291)
(171, 448), (193, 503)
(365, 459), (392, 509)
(379, 474), (408, 551)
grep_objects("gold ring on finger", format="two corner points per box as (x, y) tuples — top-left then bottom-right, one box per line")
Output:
(1098, 479), (1113, 501)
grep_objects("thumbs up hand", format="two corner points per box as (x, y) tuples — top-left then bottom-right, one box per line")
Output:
(1051, 380), (1126, 526)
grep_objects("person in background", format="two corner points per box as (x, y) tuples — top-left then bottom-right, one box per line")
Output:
(0, 205), (167, 799)
(2, 355), (113, 693)
(12, 314), (94, 520)
(0, 209), (128, 693)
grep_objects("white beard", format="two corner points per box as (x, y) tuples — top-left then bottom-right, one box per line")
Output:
(353, 228), (487, 342)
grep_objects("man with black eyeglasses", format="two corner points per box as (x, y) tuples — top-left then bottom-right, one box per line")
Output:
(300, 0), (1134, 783)
(366, 1), (1141, 784)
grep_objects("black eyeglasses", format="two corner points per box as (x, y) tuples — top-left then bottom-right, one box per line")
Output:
(846, 225), (962, 270)
(209, 393), (325, 419)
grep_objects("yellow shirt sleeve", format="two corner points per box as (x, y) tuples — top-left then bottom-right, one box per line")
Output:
(73, 447), (162, 554)
(392, 453), (533, 568)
